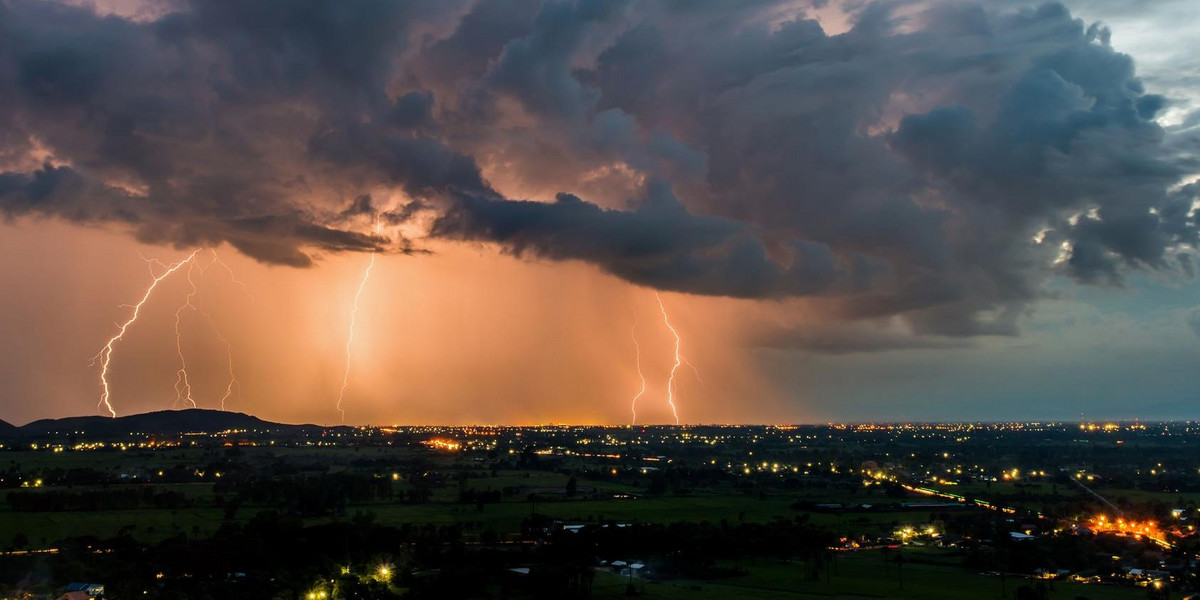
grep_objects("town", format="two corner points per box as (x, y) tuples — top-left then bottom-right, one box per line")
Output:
(0, 412), (1197, 599)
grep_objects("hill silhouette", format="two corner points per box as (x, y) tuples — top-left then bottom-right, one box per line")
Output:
(13, 409), (331, 438)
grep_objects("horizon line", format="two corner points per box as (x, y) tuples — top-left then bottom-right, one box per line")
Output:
(6, 407), (1196, 429)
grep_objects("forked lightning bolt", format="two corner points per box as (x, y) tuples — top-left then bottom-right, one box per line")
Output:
(629, 314), (648, 426)
(94, 249), (203, 417)
(209, 249), (253, 302)
(168, 250), (242, 410)
(140, 255), (198, 408)
(336, 252), (376, 423)
(205, 250), (246, 410)
(656, 292), (683, 425)
(172, 260), (202, 409)
(208, 315), (238, 411)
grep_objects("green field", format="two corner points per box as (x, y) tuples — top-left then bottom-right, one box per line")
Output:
(946, 480), (1200, 507)
(0, 443), (1185, 599)
(0, 484), (940, 546)
(592, 549), (1150, 600)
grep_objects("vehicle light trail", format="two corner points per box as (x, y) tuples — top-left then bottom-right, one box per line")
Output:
(630, 315), (647, 426)
(93, 249), (202, 417)
(656, 292), (683, 425)
(336, 252), (376, 423)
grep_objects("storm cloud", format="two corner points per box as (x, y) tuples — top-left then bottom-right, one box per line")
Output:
(0, 0), (1196, 342)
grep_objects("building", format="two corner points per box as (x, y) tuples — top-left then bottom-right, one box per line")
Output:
(61, 583), (104, 598)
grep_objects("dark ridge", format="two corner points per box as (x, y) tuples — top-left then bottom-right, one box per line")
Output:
(13, 408), (336, 438)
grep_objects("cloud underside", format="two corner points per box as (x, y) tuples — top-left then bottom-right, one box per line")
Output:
(0, 0), (1197, 347)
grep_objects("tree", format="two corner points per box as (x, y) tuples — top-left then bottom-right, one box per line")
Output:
(647, 474), (668, 495)
(1015, 583), (1049, 600)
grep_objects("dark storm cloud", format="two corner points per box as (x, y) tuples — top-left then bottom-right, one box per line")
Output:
(433, 181), (873, 297)
(0, 164), (387, 266)
(0, 0), (447, 265)
(307, 124), (491, 195)
(890, 28), (1190, 285)
(0, 0), (1196, 347)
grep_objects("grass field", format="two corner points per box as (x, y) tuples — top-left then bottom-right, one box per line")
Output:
(591, 549), (1151, 600)
(0, 489), (942, 546)
(1, 446), (1182, 599)
(0, 507), (231, 547)
(947, 480), (1200, 507)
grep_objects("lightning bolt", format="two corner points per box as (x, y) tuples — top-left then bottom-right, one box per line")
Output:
(171, 261), (202, 409)
(138, 255), (198, 409)
(336, 251), (376, 424)
(206, 249), (248, 410)
(209, 249), (253, 302)
(167, 250), (242, 411)
(207, 312), (238, 411)
(94, 249), (203, 417)
(630, 314), (647, 426)
(656, 292), (683, 425)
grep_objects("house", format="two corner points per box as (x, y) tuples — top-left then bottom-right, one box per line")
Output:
(62, 583), (104, 598)
(620, 563), (646, 577)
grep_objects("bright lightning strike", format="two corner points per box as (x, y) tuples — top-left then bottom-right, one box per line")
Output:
(336, 252), (376, 424)
(629, 315), (647, 426)
(94, 249), (203, 417)
(656, 292), (684, 425)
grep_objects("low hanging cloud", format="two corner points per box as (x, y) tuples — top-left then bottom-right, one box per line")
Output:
(0, 0), (1196, 345)
(431, 181), (879, 298)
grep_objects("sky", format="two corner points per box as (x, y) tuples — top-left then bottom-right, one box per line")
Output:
(0, 0), (1197, 426)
